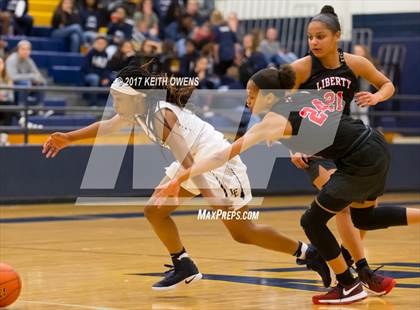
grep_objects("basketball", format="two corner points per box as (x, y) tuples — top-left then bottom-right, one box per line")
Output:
(0, 263), (21, 308)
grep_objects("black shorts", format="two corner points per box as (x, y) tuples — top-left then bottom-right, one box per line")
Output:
(305, 157), (337, 185)
(320, 128), (391, 204)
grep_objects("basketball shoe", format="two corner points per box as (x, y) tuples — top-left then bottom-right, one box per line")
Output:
(357, 265), (396, 296)
(296, 244), (332, 287)
(152, 253), (202, 290)
(312, 279), (368, 305)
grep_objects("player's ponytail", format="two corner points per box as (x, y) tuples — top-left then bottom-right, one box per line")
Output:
(310, 5), (341, 33)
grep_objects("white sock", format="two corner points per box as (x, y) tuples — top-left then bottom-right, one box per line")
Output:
(299, 242), (309, 260)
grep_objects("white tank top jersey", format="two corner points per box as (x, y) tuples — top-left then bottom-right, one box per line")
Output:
(135, 100), (229, 159)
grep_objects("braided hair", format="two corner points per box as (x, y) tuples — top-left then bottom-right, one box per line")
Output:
(115, 59), (195, 145)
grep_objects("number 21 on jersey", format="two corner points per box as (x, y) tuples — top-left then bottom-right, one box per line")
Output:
(299, 91), (343, 126)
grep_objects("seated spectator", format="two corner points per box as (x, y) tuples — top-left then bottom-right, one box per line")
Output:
(155, 0), (182, 30)
(107, 40), (136, 78)
(0, 57), (17, 127)
(81, 36), (110, 105)
(0, 0), (32, 35)
(51, 0), (85, 53)
(106, 6), (133, 57)
(259, 27), (297, 65)
(227, 11), (244, 41)
(211, 10), (238, 76)
(0, 5), (11, 35)
(160, 40), (180, 74)
(82, 36), (110, 87)
(194, 56), (215, 89)
(133, 0), (159, 39)
(164, 13), (195, 46)
(180, 39), (199, 76)
(219, 65), (242, 89)
(239, 34), (268, 86)
(5, 40), (46, 105)
(200, 42), (215, 75)
(192, 21), (213, 49)
(185, 0), (205, 26)
(194, 0), (214, 22)
(80, 0), (100, 46)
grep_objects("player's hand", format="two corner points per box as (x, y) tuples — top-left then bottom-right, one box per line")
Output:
(290, 152), (309, 169)
(150, 178), (182, 208)
(42, 132), (71, 158)
(355, 91), (379, 107)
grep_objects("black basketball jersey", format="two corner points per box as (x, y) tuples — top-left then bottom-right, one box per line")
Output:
(299, 49), (358, 116)
(272, 91), (367, 160)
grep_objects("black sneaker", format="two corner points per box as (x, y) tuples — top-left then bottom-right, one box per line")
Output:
(152, 253), (203, 291)
(296, 244), (332, 287)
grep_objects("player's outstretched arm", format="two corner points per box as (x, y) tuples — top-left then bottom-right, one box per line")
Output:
(42, 114), (131, 158)
(153, 112), (290, 202)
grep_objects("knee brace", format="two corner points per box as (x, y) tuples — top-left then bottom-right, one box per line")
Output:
(350, 206), (408, 230)
(300, 200), (341, 261)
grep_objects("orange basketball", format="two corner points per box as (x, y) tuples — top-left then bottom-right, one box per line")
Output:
(0, 263), (21, 308)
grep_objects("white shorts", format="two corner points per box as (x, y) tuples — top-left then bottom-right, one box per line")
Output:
(165, 156), (252, 210)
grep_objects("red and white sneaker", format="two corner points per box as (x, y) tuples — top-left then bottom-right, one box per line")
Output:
(312, 280), (368, 305)
(357, 266), (396, 296)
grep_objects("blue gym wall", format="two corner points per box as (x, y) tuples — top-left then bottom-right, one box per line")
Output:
(1, 144), (419, 203)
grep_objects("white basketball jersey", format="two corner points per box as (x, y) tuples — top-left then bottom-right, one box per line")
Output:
(135, 101), (229, 158)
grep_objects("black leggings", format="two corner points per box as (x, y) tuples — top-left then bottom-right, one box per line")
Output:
(301, 195), (408, 262)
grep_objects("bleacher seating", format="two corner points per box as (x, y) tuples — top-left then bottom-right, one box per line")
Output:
(5, 36), (66, 52)
(28, 115), (97, 127)
(50, 66), (82, 85)
(29, 0), (59, 27)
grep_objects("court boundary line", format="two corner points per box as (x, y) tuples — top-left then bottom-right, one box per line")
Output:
(0, 201), (419, 224)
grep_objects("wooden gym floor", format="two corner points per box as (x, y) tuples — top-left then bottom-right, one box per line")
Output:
(1, 193), (419, 309)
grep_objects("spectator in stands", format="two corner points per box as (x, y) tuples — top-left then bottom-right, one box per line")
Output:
(0, 0), (32, 35)
(238, 33), (267, 86)
(227, 11), (244, 41)
(258, 27), (298, 66)
(185, 0), (205, 26)
(160, 39), (180, 74)
(81, 36), (110, 105)
(51, 0), (85, 53)
(5, 40), (46, 105)
(180, 38), (198, 76)
(133, 0), (159, 38)
(98, 0), (137, 21)
(0, 57), (16, 127)
(194, 56), (215, 89)
(154, 0), (183, 29)
(82, 36), (110, 87)
(0, 5), (11, 35)
(107, 39), (136, 78)
(192, 21), (213, 49)
(80, 0), (100, 46)
(199, 41), (215, 74)
(164, 13), (194, 44)
(106, 6), (133, 57)
(195, 0), (214, 21)
(211, 10), (238, 76)
(219, 65), (242, 89)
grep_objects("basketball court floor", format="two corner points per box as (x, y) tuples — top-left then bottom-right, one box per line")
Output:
(1, 193), (419, 309)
